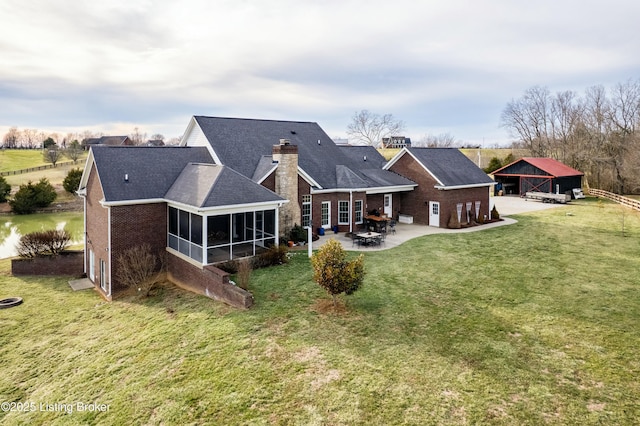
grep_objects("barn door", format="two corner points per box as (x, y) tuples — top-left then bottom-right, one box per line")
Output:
(429, 201), (440, 227)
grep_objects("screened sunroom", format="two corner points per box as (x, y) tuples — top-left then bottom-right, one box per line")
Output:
(164, 163), (286, 265)
(168, 207), (278, 264)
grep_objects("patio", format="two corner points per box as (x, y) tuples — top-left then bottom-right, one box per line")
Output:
(307, 195), (567, 252)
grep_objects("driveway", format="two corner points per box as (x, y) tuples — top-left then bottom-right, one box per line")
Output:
(490, 195), (568, 216)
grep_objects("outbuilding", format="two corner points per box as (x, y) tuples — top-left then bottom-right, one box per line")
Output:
(491, 157), (584, 197)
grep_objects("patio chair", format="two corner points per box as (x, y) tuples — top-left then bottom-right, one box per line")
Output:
(389, 219), (396, 234)
(351, 232), (362, 248)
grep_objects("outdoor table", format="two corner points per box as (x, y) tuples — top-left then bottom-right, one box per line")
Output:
(356, 231), (382, 246)
(364, 215), (389, 232)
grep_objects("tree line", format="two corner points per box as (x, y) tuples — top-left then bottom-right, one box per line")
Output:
(501, 79), (640, 194)
(2, 126), (178, 150)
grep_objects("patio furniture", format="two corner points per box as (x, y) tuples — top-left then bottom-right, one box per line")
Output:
(389, 219), (396, 234)
(356, 231), (382, 247)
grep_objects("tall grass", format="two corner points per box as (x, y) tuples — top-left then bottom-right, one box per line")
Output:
(1, 199), (639, 425)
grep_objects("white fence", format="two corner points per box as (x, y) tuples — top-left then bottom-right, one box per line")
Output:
(588, 188), (640, 212)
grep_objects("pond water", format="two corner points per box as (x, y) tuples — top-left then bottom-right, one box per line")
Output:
(0, 212), (84, 259)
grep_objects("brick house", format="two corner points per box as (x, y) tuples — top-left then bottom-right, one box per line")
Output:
(78, 146), (286, 304)
(385, 147), (495, 227)
(180, 116), (417, 235)
(79, 118), (493, 304)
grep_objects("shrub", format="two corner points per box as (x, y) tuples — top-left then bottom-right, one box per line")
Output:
(218, 244), (289, 273)
(63, 168), (83, 194)
(9, 178), (57, 214)
(289, 224), (307, 243)
(0, 176), (10, 203)
(447, 208), (461, 229)
(115, 244), (165, 297)
(311, 239), (365, 308)
(17, 229), (71, 258)
(491, 205), (500, 220)
(235, 258), (252, 290)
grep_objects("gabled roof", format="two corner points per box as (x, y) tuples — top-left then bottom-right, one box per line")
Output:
(385, 147), (495, 189)
(492, 157), (584, 177)
(165, 163), (284, 209)
(183, 116), (416, 192)
(84, 136), (132, 146)
(81, 146), (214, 203)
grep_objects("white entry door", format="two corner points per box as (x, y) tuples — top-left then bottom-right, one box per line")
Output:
(383, 194), (392, 217)
(429, 201), (440, 227)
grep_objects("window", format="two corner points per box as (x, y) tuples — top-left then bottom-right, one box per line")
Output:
(321, 201), (330, 228)
(302, 195), (311, 227)
(168, 207), (204, 262)
(355, 200), (363, 224)
(338, 201), (349, 225)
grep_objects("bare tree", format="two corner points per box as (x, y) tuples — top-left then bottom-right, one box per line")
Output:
(416, 132), (458, 147)
(130, 127), (147, 145)
(151, 133), (165, 142)
(346, 110), (405, 146)
(43, 145), (62, 167)
(501, 86), (553, 157)
(3, 127), (19, 148)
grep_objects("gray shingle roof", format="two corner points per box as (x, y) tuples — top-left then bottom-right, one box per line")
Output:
(194, 116), (415, 190)
(165, 163), (284, 208)
(91, 146), (213, 202)
(404, 148), (494, 187)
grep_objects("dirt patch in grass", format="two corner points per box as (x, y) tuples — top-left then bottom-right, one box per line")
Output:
(310, 298), (349, 315)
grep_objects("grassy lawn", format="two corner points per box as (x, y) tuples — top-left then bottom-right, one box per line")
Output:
(1, 200), (639, 424)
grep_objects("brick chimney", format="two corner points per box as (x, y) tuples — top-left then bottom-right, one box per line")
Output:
(272, 139), (301, 235)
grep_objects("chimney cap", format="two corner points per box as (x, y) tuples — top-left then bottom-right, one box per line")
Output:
(279, 138), (291, 145)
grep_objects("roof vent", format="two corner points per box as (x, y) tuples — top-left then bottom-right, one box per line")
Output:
(124, 174), (129, 182)
(364, 156), (367, 162)
(317, 139), (321, 145)
(279, 138), (290, 146)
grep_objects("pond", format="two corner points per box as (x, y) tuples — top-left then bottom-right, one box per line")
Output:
(0, 212), (84, 259)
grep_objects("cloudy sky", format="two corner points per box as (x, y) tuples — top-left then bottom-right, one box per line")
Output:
(1, 0), (638, 145)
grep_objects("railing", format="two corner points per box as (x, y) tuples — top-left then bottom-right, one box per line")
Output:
(588, 188), (640, 212)
(0, 160), (81, 176)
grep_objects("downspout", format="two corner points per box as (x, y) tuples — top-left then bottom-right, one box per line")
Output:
(107, 206), (112, 299)
(349, 190), (353, 234)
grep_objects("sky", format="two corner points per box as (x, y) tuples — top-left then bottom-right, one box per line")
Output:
(1, 0), (638, 146)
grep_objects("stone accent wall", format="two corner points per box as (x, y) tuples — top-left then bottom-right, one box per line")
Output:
(11, 251), (84, 276)
(272, 140), (301, 235)
(167, 253), (254, 309)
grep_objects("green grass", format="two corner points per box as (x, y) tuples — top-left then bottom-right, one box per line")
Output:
(0, 150), (49, 172)
(1, 200), (639, 424)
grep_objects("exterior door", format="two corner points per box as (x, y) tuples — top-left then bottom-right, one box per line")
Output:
(383, 194), (392, 217)
(429, 201), (440, 227)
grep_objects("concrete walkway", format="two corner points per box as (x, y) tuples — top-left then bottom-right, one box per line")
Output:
(305, 195), (566, 252)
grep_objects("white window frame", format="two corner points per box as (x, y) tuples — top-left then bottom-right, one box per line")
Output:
(302, 194), (312, 228)
(338, 200), (350, 225)
(354, 200), (364, 224)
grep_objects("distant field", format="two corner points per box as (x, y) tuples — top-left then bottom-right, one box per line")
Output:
(0, 149), (48, 172)
(0, 150), (86, 201)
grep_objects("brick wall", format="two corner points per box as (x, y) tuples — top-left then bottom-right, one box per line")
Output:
(85, 163), (110, 297)
(390, 153), (490, 227)
(12, 251), (84, 276)
(110, 203), (167, 294)
(167, 253), (254, 309)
